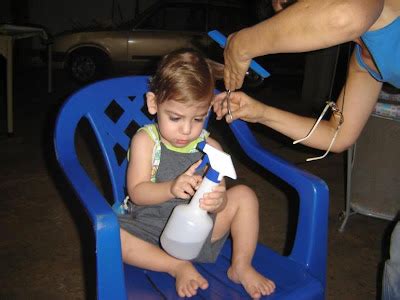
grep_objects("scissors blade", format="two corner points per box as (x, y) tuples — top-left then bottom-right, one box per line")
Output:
(224, 90), (233, 120)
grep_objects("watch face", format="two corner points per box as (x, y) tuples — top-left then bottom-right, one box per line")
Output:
(272, 0), (297, 12)
(281, 0), (297, 9)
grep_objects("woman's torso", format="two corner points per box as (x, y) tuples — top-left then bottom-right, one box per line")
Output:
(355, 0), (400, 87)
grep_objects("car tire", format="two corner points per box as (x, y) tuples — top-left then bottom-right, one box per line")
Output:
(67, 49), (110, 83)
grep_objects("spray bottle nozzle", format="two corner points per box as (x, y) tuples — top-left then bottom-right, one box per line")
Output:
(195, 141), (237, 182)
(195, 144), (209, 172)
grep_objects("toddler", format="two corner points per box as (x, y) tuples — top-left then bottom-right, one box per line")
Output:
(118, 48), (275, 298)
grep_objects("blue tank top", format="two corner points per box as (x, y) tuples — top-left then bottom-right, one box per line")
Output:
(355, 17), (400, 88)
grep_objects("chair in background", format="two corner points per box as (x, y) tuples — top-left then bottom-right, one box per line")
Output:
(54, 76), (329, 299)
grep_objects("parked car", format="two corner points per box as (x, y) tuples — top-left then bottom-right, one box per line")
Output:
(52, 0), (265, 86)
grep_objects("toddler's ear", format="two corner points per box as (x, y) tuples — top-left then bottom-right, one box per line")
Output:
(146, 92), (157, 115)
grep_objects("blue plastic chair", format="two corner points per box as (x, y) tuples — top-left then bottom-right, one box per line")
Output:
(54, 76), (329, 299)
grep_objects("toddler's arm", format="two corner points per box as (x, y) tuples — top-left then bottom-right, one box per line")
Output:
(126, 130), (202, 205)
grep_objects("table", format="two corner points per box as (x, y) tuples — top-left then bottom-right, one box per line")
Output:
(0, 24), (52, 135)
(339, 110), (400, 232)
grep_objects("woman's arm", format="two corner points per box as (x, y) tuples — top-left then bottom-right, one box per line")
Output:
(216, 52), (383, 153)
(224, 0), (384, 90)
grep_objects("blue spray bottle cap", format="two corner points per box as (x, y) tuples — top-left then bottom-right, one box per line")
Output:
(195, 141), (237, 183)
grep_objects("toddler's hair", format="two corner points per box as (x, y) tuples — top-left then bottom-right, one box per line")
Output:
(149, 48), (216, 104)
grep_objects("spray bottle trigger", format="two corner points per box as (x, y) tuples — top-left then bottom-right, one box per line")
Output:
(195, 155), (209, 173)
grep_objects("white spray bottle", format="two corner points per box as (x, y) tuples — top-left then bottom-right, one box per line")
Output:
(160, 141), (237, 260)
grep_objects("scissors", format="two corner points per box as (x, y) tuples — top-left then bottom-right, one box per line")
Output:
(223, 90), (233, 120)
(208, 30), (271, 122)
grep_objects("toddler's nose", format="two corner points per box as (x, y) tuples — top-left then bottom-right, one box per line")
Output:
(181, 122), (191, 135)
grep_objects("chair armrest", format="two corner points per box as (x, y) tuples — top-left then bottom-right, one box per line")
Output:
(230, 120), (329, 286)
(56, 156), (127, 300)
(54, 82), (132, 299)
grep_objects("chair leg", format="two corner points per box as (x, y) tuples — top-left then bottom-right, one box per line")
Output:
(339, 146), (356, 232)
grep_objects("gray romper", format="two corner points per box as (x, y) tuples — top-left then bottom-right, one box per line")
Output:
(119, 126), (228, 263)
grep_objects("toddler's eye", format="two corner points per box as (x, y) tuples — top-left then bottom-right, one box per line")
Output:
(194, 117), (205, 122)
(169, 117), (180, 122)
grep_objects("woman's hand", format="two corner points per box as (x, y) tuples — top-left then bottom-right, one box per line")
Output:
(224, 31), (252, 91)
(213, 91), (267, 124)
(199, 184), (227, 213)
(170, 160), (202, 200)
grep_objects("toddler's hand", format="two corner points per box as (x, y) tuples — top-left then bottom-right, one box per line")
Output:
(200, 184), (226, 212)
(170, 160), (202, 200)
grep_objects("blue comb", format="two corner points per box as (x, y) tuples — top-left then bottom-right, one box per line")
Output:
(208, 30), (270, 79)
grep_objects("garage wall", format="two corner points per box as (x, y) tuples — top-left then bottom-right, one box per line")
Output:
(1, 0), (157, 35)
(0, 0), (156, 64)
(0, 1), (12, 24)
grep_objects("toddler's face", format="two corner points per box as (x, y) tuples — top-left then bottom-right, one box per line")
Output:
(156, 99), (210, 148)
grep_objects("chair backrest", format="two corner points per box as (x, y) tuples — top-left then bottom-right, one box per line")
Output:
(54, 76), (329, 299)
(55, 76), (152, 212)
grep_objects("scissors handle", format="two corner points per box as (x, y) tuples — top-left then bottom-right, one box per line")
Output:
(208, 30), (270, 79)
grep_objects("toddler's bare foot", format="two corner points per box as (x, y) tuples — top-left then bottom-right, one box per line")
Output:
(228, 263), (275, 299)
(170, 261), (209, 297)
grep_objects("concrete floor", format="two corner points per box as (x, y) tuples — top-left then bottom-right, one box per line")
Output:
(0, 67), (395, 299)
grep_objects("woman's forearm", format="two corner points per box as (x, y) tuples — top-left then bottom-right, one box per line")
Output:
(237, 0), (383, 59)
(259, 104), (347, 152)
(259, 51), (384, 153)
